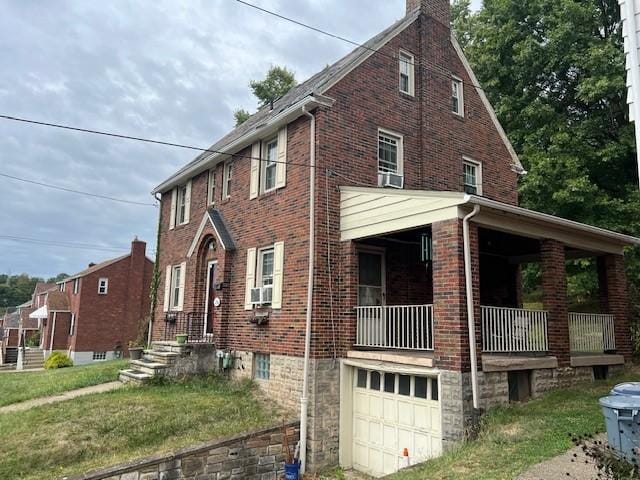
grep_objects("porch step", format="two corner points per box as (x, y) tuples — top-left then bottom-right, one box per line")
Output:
(119, 369), (153, 385)
(150, 341), (188, 355)
(130, 359), (169, 376)
(143, 350), (180, 365)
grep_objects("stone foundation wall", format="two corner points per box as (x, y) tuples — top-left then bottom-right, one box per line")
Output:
(532, 366), (595, 396)
(67, 421), (300, 480)
(307, 358), (340, 471)
(165, 344), (219, 377)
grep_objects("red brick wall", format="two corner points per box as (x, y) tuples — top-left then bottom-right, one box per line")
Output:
(599, 255), (632, 362)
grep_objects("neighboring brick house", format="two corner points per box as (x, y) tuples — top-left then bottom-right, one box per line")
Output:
(33, 238), (154, 365)
(149, 0), (640, 477)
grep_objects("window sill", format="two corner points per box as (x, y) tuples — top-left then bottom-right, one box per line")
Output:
(399, 91), (415, 100)
(257, 188), (280, 201)
(452, 112), (465, 121)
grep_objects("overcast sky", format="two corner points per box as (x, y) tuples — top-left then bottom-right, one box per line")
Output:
(0, 0), (482, 279)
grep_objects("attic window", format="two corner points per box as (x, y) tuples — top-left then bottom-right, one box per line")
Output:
(452, 76), (464, 116)
(98, 278), (108, 295)
(399, 50), (415, 96)
(73, 278), (80, 295)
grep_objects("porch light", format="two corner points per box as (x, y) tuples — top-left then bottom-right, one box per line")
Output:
(421, 233), (432, 263)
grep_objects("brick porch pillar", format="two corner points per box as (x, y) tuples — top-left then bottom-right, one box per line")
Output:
(540, 239), (570, 366)
(598, 255), (632, 362)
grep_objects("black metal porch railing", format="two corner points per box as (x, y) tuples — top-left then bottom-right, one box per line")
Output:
(162, 311), (214, 344)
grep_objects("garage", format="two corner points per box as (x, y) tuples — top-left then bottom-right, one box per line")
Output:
(340, 364), (442, 477)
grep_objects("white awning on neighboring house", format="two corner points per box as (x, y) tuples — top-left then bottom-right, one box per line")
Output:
(29, 306), (48, 319)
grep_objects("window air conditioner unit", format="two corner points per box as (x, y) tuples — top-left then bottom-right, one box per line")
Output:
(250, 286), (273, 306)
(378, 172), (404, 189)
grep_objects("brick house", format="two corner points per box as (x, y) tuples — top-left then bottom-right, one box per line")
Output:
(149, 0), (640, 476)
(31, 238), (154, 365)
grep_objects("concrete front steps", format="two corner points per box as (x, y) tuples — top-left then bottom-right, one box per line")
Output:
(119, 342), (184, 385)
(21, 348), (44, 369)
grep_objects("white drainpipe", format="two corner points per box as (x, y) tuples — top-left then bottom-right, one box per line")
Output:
(623, 0), (640, 186)
(49, 312), (57, 354)
(299, 105), (316, 474)
(463, 205), (481, 409)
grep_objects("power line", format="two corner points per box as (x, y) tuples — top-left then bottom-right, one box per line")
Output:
(0, 172), (157, 207)
(0, 235), (129, 253)
(235, 0), (486, 92)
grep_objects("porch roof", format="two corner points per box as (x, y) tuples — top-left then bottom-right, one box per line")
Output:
(339, 187), (640, 254)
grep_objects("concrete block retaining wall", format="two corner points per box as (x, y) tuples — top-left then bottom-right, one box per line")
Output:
(66, 421), (300, 480)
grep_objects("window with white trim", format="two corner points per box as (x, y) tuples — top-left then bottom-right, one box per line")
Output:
(257, 248), (274, 289)
(93, 351), (107, 361)
(98, 278), (108, 295)
(378, 130), (403, 174)
(69, 313), (76, 336)
(59, 283), (65, 292)
(254, 353), (270, 380)
(463, 158), (482, 195)
(171, 265), (182, 310)
(452, 77), (464, 116)
(399, 50), (415, 96)
(261, 138), (278, 193)
(176, 184), (188, 224)
(73, 278), (80, 295)
(207, 169), (216, 205)
(222, 161), (233, 199)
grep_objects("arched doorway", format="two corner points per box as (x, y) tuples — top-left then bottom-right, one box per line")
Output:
(196, 235), (218, 339)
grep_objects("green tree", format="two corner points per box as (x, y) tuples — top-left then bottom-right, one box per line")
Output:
(46, 273), (68, 283)
(234, 109), (251, 126)
(249, 66), (296, 107)
(0, 274), (43, 313)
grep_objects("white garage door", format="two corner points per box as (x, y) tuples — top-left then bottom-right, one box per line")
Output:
(352, 367), (442, 477)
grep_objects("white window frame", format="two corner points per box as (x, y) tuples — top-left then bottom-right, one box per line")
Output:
(171, 265), (182, 310)
(261, 138), (278, 194)
(399, 50), (415, 96)
(93, 351), (107, 361)
(254, 352), (270, 380)
(69, 313), (76, 336)
(73, 278), (79, 295)
(452, 76), (464, 117)
(463, 157), (482, 195)
(207, 169), (216, 205)
(59, 283), (65, 292)
(377, 129), (404, 175)
(98, 278), (108, 295)
(257, 247), (275, 289)
(176, 184), (188, 225)
(222, 161), (232, 199)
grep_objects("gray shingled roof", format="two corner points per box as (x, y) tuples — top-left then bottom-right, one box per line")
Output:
(208, 208), (236, 251)
(154, 11), (421, 193)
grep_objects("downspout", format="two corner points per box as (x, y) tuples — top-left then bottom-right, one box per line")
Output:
(463, 204), (480, 409)
(49, 312), (57, 354)
(300, 105), (316, 475)
(623, 0), (640, 186)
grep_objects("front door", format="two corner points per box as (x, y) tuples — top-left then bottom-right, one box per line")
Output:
(358, 251), (385, 306)
(204, 261), (217, 336)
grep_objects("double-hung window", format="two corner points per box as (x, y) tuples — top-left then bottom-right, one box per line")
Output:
(378, 130), (402, 175)
(452, 77), (464, 116)
(463, 158), (482, 195)
(73, 278), (79, 295)
(69, 313), (76, 336)
(262, 138), (278, 193)
(222, 161), (232, 199)
(399, 50), (415, 96)
(176, 185), (188, 224)
(257, 248), (274, 290)
(208, 169), (216, 205)
(59, 283), (65, 292)
(98, 278), (108, 295)
(171, 265), (182, 310)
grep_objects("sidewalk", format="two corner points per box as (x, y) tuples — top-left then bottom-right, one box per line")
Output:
(0, 381), (122, 414)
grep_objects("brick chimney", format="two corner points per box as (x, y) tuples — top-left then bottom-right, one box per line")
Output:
(127, 236), (147, 350)
(406, 0), (450, 26)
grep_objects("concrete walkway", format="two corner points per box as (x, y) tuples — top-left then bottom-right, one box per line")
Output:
(0, 381), (122, 414)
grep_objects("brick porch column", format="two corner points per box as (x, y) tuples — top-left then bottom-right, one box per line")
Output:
(432, 219), (481, 372)
(540, 239), (570, 366)
(598, 255), (632, 362)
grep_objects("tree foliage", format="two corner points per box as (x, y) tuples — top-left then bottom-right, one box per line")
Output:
(233, 108), (251, 126)
(0, 273), (66, 313)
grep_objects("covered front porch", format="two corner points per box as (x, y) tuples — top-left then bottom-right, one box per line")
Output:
(341, 187), (638, 370)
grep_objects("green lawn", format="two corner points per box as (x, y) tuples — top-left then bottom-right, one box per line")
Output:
(0, 374), (279, 480)
(0, 359), (128, 407)
(389, 367), (640, 480)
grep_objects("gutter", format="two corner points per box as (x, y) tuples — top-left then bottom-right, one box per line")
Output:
(462, 205), (480, 410)
(152, 94), (335, 195)
(623, 0), (640, 186)
(299, 105), (316, 475)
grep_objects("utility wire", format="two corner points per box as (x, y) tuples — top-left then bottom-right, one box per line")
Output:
(234, 0), (486, 92)
(0, 172), (157, 207)
(0, 235), (129, 253)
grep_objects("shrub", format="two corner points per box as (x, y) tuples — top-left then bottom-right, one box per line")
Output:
(25, 331), (40, 348)
(44, 352), (73, 369)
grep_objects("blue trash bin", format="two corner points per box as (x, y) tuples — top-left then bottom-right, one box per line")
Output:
(599, 395), (640, 460)
(611, 382), (640, 397)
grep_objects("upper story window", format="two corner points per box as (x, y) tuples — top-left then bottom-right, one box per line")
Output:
(463, 158), (482, 195)
(222, 161), (232, 199)
(176, 184), (188, 224)
(257, 247), (275, 289)
(98, 278), (109, 295)
(208, 169), (216, 205)
(378, 130), (403, 175)
(452, 77), (464, 116)
(73, 278), (80, 295)
(59, 283), (65, 292)
(69, 313), (76, 336)
(399, 50), (415, 96)
(171, 265), (182, 310)
(262, 138), (278, 193)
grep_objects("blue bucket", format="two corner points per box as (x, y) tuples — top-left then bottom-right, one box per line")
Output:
(284, 461), (300, 480)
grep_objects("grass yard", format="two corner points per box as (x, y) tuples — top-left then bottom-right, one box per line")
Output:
(0, 374), (279, 480)
(388, 367), (640, 480)
(0, 359), (128, 407)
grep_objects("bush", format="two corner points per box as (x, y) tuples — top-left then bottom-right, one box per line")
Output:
(44, 352), (73, 369)
(25, 331), (40, 348)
